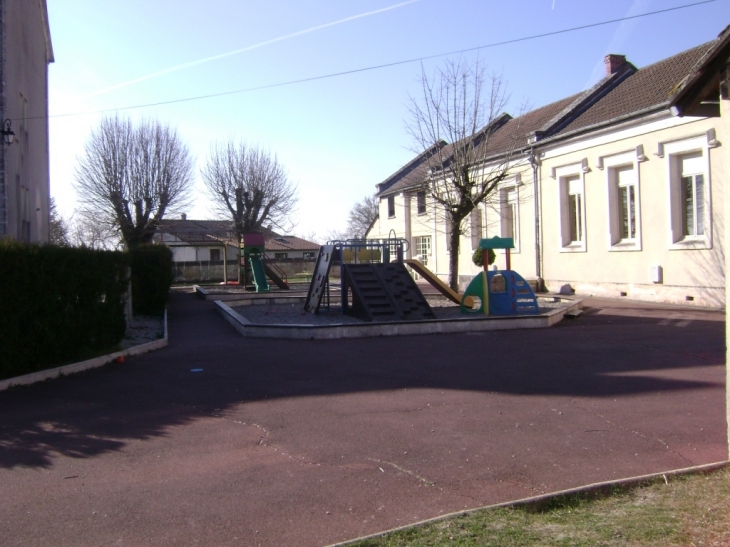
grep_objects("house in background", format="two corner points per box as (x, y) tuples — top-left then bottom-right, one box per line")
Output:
(0, 0), (54, 243)
(368, 32), (726, 308)
(154, 217), (320, 283)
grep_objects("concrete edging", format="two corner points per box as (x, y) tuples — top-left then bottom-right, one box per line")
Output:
(325, 460), (730, 547)
(215, 298), (583, 340)
(0, 310), (168, 392)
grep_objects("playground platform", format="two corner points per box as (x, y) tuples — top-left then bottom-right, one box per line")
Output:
(209, 290), (582, 339)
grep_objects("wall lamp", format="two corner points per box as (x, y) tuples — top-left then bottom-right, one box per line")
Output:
(2, 119), (15, 145)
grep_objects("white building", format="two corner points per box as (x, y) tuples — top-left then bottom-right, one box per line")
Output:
(368, 34), (727, 308)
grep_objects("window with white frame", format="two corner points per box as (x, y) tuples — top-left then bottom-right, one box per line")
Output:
(499, 185), (519, 251)
(664, 136), (712, 249)
(557, 168), (586, 252)
(680, 153), (705, 237)
(414, 235), (432, 266)
(470, 207), (483, 250)
(604, 151), (641, 251)
(618, 168), (637, 240)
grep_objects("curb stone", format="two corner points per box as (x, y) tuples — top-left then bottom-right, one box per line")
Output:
(0, 310), (168, 392)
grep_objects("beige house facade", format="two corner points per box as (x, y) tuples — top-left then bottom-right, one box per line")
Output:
(0, 0), (54, 243)
(369, 33), (728, 308)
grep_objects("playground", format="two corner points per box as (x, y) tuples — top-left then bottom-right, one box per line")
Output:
(202, 235), (581, 338)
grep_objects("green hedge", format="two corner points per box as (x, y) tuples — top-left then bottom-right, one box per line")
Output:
(0, 241), (128, 379)
(129, 244), (173, 315)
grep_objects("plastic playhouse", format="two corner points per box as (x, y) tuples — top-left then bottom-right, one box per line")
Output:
(460, 236), (539, 316)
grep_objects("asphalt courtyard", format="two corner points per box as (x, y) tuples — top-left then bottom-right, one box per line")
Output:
(1, 290), (726, 546)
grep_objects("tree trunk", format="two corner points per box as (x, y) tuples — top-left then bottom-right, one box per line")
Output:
(448, 222), (461, 291)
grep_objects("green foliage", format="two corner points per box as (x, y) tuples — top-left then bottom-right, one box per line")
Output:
(0, 240), (128, 379)
(129, 244), (173, 315)
(472, 247), (496, 267)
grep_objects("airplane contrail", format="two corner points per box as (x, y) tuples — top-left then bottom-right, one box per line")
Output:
(83, 0), (420, 99)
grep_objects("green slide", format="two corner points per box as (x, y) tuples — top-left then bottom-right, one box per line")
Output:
(249, 256), (270, 293)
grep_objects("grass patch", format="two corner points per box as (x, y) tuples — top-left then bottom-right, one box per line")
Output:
(350, 466), (730, 547)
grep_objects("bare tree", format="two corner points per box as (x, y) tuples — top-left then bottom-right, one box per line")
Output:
(74, 117), (194, 249)
(406, 58), (519, 290)
(68, 210), (122, 250)
(49, 197), (70, 246)
(202, 141), (297, 239)
(345, 194), (378, 239)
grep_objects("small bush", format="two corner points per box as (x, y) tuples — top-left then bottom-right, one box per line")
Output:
(0, 240), (128, 379)
(129, 244), (173, 315)
(472, 247), (496, 268)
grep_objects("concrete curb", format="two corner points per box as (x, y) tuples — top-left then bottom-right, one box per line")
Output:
(215, 298), (583, 339)
(325, 460), (730, 547)
(0, 310), (168, 392)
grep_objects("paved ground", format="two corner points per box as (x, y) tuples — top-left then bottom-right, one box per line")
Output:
(0, 290), (726, 547)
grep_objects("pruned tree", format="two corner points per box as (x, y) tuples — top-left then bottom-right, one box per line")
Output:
(406, 58), (519, 291)
(202, 142), (297, 282)
(202, 141), (297, 239)
(74, 116), (194, 250)
(345, 194), (378, 239)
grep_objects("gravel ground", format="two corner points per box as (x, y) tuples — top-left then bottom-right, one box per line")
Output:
(233, 297), (566, 325)
(120, 315), (165, 349)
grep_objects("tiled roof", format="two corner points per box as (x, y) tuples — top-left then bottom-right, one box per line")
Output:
(479, 93), (582, 160)
(376, 39), (716, 196)
(377, 141), (448, 196)
(669, 24), (730, 115)
(552, 42), (714, 137)
(155, 219), (319, 251)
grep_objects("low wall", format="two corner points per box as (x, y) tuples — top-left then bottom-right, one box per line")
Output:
(545, 279), (725, 309)
(172, 259), (316, 283)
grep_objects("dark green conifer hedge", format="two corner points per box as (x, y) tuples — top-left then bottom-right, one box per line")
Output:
(0, 241), (128, 379)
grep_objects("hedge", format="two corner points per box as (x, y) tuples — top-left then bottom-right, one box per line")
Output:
(0, 241), (128, 379)
(129, 244), (173, 315)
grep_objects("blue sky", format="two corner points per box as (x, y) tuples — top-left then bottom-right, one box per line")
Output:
(47, 0), (729, 239)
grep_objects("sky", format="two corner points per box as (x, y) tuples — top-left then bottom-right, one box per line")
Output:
(47, 0), (729, 241)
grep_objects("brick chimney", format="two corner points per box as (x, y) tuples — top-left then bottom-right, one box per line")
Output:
(604, 54), (627, 76)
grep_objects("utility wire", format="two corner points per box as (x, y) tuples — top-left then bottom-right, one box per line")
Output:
(50, 0), (717, 120)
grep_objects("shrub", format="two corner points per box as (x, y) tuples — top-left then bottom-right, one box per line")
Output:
(129, 244), (173, 315)
(472, 247), (496, 268)
(0, 240), (128, 379)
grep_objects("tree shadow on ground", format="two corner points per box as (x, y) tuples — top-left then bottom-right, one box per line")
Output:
(0, 292), (724, 469)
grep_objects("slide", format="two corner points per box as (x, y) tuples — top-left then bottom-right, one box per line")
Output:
(404, 259), (474, 308)
(263, 262), (289, 290)
(249, 256), (270, 293)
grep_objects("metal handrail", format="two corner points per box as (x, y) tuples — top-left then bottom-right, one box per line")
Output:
(263, 253), (288, 284)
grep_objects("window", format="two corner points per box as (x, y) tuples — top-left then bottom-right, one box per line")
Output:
(19, 183), (30, 243)
(604, 151), (641, 251)
(387, 196), (395, 218)
(664, 136), (712, 249)
(274, 252), (288, 259)
(500, 187), (519, 250)
(414, 235), (432, 266)
(303, 251), (315, 259)
(618, 169), (637, 240)
(681, 155), (704, 237)
(470, 208), (483, 250)
(209, 248), (221, 262)
(557, 166), (586, 252)
(416, 191), (427, 215)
